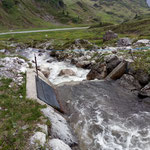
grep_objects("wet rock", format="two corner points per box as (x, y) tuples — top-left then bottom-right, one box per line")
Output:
(41, 107), (78, 146)
(116, 74), (141, 90)
(134, 70), (150, 86)
(30, 132), (46, 147)
(76, 61), (91, 69)
(47, 139), (72, 150)
(117, 38), (132, 46)
(58, 69), (76, 76)
(103, 30), (118, 42)
(139, 83), (150, 98)
(50, 51), (60, 58)
(106, 61), (127, 80)
(71, 58), (78, 65)
(87, 62), (107, 80)
(40, 67), (51, 78)
(47, 59), (53, 63)
(105, 55), (121, 74)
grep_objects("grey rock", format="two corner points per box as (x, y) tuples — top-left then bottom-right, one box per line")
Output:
(47, 139), (72, 150)
(58, 69), (76, 76)
(139, 82), (150, 97)
(41, 107), (78, 146)
(117, 38), (132, 46)
(105, 55), (121, 73)
(76, 61), (91, 69)
(103, 30), (118, 42)
(134, 70), (150, 86)
(87, 62), (107, 80)
(30, 132), (46, 147)
(116, 74), (141, 90)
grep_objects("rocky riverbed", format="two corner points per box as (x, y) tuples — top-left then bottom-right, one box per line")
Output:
(0, 38), (150, 150)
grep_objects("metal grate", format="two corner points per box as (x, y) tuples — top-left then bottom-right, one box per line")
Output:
(36, 76), (60, 109)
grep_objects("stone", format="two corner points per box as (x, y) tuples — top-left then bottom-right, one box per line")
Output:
(116, 74), (141, 90)
(41, 107), (77, 146)
(71, 58), (78, 65)
(30, 132), (46, 147)
(58, 69), (76, 76)
(87, 63), (107, 80)
(139, 82), (150, 98)
(105, 55), (121, 74)
(37, 124), (48, 135)
(40, 67), (51, 78)
(47, 139), (72, 150)
(117, 38), (132, 46)
(136, 39), (150, 45)
(103, 30), (118, 42)
(106, 61), (127, 80)
(76, 61), (91, 69)
(134, 69), (150, 86)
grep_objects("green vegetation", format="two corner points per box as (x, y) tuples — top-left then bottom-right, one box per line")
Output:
(132, 50), (150, 74)
(0, 0), (149, 30)
(0, 76), (47, 150)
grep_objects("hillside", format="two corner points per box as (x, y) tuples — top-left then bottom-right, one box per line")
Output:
(0, 0), (149, 29)
(63, 0), (150, 23)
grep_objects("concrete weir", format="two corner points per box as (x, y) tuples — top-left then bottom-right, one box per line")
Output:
(26, 68), (62, 111)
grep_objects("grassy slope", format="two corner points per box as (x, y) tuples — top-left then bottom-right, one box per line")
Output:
(63, 0), (150, 23)
(0, 74), (48, 149)
(0, 0), (65, 30)
(0, 0), (149, 30)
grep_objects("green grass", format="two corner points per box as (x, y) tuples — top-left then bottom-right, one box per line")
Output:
(0, 76), (47, 150)
(132, 50), (150, 74)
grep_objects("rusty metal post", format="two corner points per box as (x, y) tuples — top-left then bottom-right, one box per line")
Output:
(34, 54), (38, 77)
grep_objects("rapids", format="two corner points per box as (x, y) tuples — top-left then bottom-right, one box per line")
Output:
(18, 48), (89, 84)
(18, 48), (150, 150)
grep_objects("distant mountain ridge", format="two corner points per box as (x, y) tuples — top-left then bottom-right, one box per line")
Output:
(0, 0), (149, 29)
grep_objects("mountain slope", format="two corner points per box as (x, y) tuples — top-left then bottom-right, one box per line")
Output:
(0, 0), (149, 29)
(0, 0), (66, 29)
(63, 0), (150, 23)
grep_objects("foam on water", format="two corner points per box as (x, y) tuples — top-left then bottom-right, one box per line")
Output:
(71, 96), (150, 150)
(19, 48), (89, 85)
(19, 48), (150, 150)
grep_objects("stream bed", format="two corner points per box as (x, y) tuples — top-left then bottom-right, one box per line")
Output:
(19, 48), (150, 150)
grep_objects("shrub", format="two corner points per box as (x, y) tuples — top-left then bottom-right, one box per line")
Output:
(2, 0), (15, 9)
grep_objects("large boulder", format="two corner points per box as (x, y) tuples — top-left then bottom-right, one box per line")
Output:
(105, 55), (121, 74)
(76, 61), (91, 69)
(58, 69), (76, 76)
(139, 82), (150, 98)
(87, 62), (107, 80)
(117, 38), (132, 46)
(41, 107), (78, 146)
(116, 74), (141, 91)
(134, 69), (150, 86)
(103, 30), (118, 42)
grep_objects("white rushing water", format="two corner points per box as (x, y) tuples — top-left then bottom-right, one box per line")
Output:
(67, 83), (150, 150)
(19, 48), (150, 150)
(19, 48), (89, 85)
